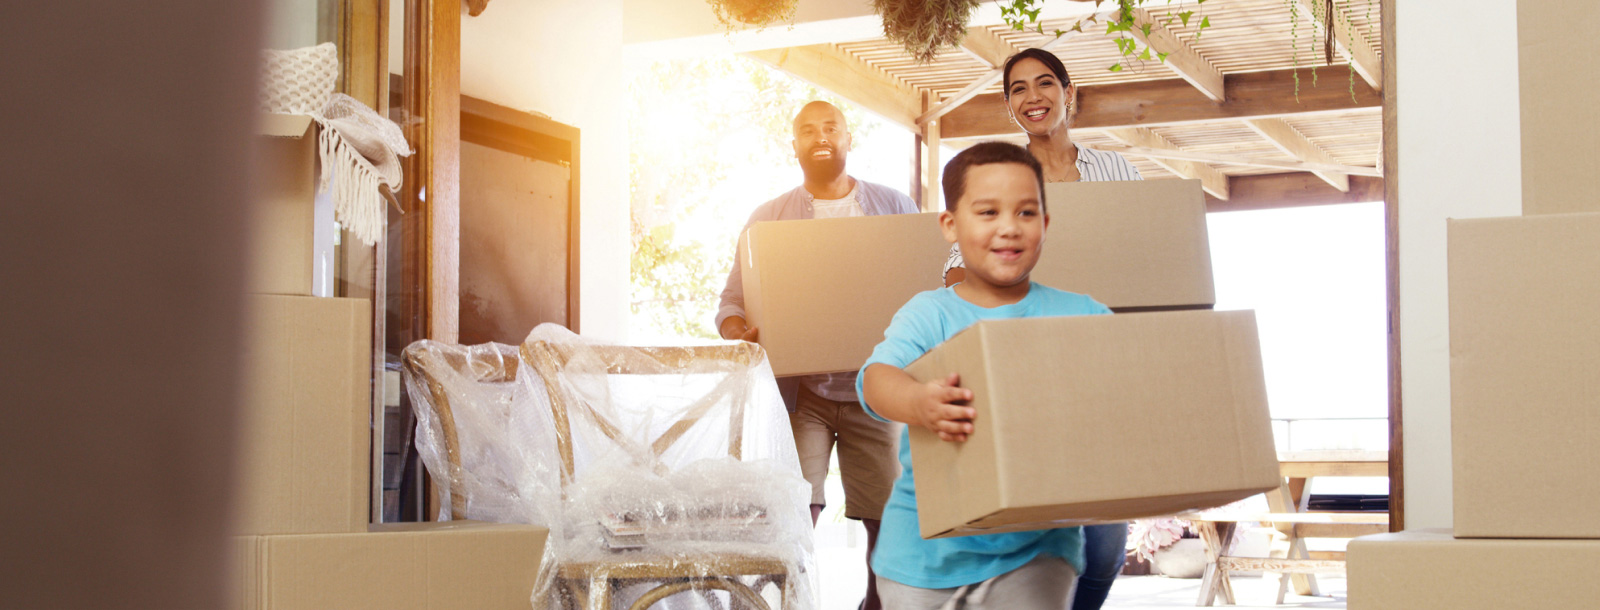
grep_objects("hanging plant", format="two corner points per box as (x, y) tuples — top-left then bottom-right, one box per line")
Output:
(706, 0), (799, 31)
(999, 0), (1215, 73)
(873, 0), (985, 64)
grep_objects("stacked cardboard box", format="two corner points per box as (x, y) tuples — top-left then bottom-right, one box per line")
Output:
(1347, 211), (1600, 608)
(741, 179), (1214, 377)
(231, 121), (547, 608)
(740, 178), (1277, 535)
(1349, 5), (1600, 598)
(232, 521), (549, 610)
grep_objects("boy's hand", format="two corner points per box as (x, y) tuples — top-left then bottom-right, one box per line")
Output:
(917, 373), (976, 442)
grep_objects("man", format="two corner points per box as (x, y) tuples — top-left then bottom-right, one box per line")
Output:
(716, 101), (918, 610)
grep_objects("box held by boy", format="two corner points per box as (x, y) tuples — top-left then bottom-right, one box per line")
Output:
(231, 520), (548, 610)
(903, 309), (1279, 539)
(1347, 529), (1600, 609)
(1449, 212), (1600, 538)
(741, 179), (1215, 377)
(232, 294), (370, 535)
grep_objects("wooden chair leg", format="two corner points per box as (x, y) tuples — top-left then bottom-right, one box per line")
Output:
(588, 576), (611, 610)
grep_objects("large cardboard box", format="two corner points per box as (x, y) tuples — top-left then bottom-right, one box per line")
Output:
(251, 114), (317, 295)
(741, 179), (1214, 377)
(741, 212), (949, 377)
(1347, 529), (1600, 609)
(231, 521), (548, 610)
(1519, 0), (1600, 215)
(233, 294), (371, 535)
(902, 309), (1279, 539)
(1031, 179), (1215, 311)
(1448, 212), (1600, 538)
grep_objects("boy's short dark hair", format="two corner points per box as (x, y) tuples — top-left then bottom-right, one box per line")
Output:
(942, 141), (1046, 212)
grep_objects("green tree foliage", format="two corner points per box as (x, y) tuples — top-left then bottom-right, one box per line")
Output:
(629, 56), (876, 340)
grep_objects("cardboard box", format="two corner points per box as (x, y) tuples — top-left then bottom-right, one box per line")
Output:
(251, 114), (317, 295)
(1347, 529), (1600, 609)
(232, 520), (548, 610)
(1031, 179), (1215, 312)
(741, 212), (949, 377)
(902, 309), (1279, 539)
(233, 295), (371, 535)
(1519, 0), (1600, 215)
(741, 179), (1214, 377)
(1448, 213), (1600, 538)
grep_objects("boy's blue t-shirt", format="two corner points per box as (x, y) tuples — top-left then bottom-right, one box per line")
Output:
(854, 282), (1112, 589)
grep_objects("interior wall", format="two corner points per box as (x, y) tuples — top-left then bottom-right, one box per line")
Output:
(457, 0), (629, 341)
(387, 0), (631, 341)
(1394, 0), (1522, 529)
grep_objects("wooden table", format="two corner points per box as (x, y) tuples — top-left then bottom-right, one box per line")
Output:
(1187, 450), (1389, 606)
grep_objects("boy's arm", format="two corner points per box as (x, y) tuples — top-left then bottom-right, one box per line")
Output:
(863, 364), (976, 442)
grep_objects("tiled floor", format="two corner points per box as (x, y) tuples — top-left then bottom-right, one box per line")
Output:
(1104, 574), (1347, 609)
(814, 520), (1348, 609)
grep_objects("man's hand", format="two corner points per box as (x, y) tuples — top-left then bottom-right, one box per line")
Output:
(916, 373), (976, 442)
(719, 316), (760, 344)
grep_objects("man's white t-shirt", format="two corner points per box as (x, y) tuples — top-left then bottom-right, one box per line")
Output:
(805, 183), (865, 402)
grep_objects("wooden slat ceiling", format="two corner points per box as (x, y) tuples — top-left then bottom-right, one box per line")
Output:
(823, 0), (1383, 191)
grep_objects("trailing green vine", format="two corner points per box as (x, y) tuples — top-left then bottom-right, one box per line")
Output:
(999, 0), (1214, 73)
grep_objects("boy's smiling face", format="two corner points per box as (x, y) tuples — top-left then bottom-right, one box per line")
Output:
(939, 162), (1050, 298)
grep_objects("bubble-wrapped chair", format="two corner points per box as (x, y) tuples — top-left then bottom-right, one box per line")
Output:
(402, 324), (815, 610)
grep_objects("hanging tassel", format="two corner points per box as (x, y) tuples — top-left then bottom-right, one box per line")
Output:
(316, 126), (388, 246)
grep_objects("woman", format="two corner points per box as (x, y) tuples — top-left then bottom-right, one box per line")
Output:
(941, 48), (1141, 610)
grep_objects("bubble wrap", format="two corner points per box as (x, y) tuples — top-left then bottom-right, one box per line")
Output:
(403, 324), (816, 610)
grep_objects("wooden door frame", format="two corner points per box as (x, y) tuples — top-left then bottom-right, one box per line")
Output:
(401, 0), (461, 345)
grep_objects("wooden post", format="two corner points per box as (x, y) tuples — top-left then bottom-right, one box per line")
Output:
(923, 116), (941, 213)
(911, 91), (926, 206)
(1381, 0), (1403, 533)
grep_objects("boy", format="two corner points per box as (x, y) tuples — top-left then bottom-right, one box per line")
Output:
(856, 141), (1112, 609)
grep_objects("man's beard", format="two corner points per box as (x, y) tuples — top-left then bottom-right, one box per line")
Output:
(799, 147), (846, 182)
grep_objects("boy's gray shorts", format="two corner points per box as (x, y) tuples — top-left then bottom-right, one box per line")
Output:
(876, 553), (1079, 610)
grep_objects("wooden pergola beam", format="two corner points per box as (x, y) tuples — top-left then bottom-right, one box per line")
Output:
(1104, 127), (1230, 200)
(1204, 173), (1384, 213)
(745, 44), (921, 131)
(1129, 8), (1225, 102)
(915, 32), (1079, 127)
(1091, 143), (1380, 176)
(958, 26), (1016, 68)
(1292, 0), (1382, 91)
(941, 67), (1380, 139)
(1244, 118), (1350, 192)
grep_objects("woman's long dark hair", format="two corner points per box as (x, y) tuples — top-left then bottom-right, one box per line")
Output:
(1002, 48), (1071, 100)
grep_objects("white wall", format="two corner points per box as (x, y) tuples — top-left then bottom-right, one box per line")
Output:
(456, 0), (632, 341)
(1395, 0), (1522, 528)
(264, 0), (319, 49)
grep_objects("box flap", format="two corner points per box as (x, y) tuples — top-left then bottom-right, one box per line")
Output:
(259, 113), (313, 139)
